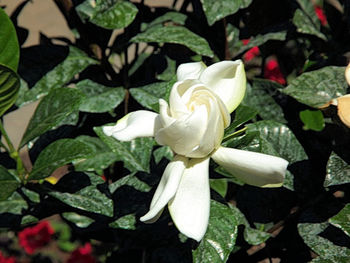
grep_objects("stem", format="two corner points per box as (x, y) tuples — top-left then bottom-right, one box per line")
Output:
(222, 127), (248, 142)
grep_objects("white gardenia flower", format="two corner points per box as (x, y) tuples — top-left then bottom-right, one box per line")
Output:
(103, 60), (289, 241)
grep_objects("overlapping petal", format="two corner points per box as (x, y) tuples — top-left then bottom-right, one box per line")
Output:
(103, 110), (158, 141)
(168, 158), (210, 241)
(199, 60), (246, 113)
(211, 147), (288, 187)
(140, 155), (188, 223)
(176, 61), (206, 81)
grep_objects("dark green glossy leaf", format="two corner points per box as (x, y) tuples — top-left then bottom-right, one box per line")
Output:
(299, 109), (325, 131)
(296, 0), (321, 27)
(209, 179), (228, 198)
(74, 135), (119, 174)
(293, 9), (326, 40)
(76, 79), (125, 113)
(0, 8), (19, 71)
(0, 65), (20, 117)
(298, 223), (350, 262)
(20, 88), (84, 148)
(157, 56), (176, 81)
(236, 31), (287, 55)
(95, 125), (154, 173)
(153, 146), (174, 164)
(21, 188), (40, 203)
(145, 11), (187, 29)
(76, 0), (138, 30)
(324, 152), (350, 187)
(109, 214), (136, 230)
(30, 139), (94, 180)
(109, 173), (151, 193)
(224, 105), (257, 137)
(243, 79), (286, 123)
(282, 66), (347, 108)
(129, 53), (151, 76)
(0, 165), (20, 201)
(240, 0), (253, 8)
(17, 46), (97, 106)
(0, 191), (27, 214)
(21, 215), (38, 225)
(247, 120), (308, 163)
(131, 26), (214, 58)
(130, 80), (174, 112)
(62, 212), (94, 228)
(230, 206), (270, 245)
(329, 204), (350, 237)
(200, 0), (241, 26)
(49, 173), (113, 217)
(193, 200), (238, 263)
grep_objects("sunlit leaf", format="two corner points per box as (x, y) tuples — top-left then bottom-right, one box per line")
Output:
(200, 0), (242, 26)
(109, 214), (136, 230)
(299, 109), (325, 131)
(62, 212), (94, 228)
(293, 9), (326, 40)
(0, 65), (20, 117)
(324, 152), (350, 187)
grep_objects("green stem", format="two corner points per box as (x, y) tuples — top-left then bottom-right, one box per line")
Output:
(222, 126), (248, 142)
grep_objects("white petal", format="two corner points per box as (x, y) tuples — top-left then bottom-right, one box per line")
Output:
(155, 105), (208, 156)
(140, 155), (188, 223)
(199, 60), (246, 113)
(211, 147), (288, 187)
(177, 62), (206, 81)
(168, 157), (210, 241)
(103, 110), (158, 141)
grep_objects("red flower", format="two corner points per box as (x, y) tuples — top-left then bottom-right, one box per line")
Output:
(264, 59), (286, 85)
(66, 243), (96, 263)
(242, 39), (260, 61)
(0, 251), (16, 263)
(18, 221), (54, 254)
(314, 5), (328, 26)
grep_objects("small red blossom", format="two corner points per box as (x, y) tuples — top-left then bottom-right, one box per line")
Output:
(18, 221), (54, 254)
(264, 59), (286, 85)
(242, 39), (260, 61)
(314, 5), (328, 26)
(66, 243), (96, 263)
(0, 251), (15, 263)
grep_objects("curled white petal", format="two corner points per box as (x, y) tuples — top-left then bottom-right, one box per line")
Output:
(103, 110), (158, 141)
(177, 62), (206, 81)
(199, 60), (246, 113)
(168, 157), (210, 242)
(212, 147), (288, 187)
(140, 155), (188, 223)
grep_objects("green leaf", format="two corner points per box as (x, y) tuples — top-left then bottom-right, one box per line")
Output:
(129, 80), (174, 112)
(145, 11), (187, 29)
(22, 188), (40, 203)
(324, 152), (350, 187)
(0, 191), (27, 214)
(109, 214), (136, 230)
(76, 79), (125, 113)
(230, 205), (270, 245)
(109, 173), (151, 193)
(293, 9), (326, 40)
(0, 165), (20, 201)
(240, 0), (253, 8)
(30, 139), (94, 180)
(49, 173), (113, 217)
(299, 109), (325, 131)
(193, 200), (238, 263)
(62, 212), (94, 228)
(153, 146), (174, 164)
(76, 0), (138, 30)
(210, 179), (228, 198)
(242, 79), (286, 123)
(0, 65), (20, 117)
(95, 125), (154, 173)
(17, 46), (97, 106)
(246, 120), (308, 163)
(74, 135), (119, 174)
(236, 31), (287, 55)
(200, 0), (241, 26)
(282, 66), (347, 108)
(128, 53), (151, 76)
(157, 56), (176, 81)
(0, 8), (19, 72)
(131, 26), (214, 58)
(224, 105), (257, 137)
(21, 215), (38, 225)
(20, 88), (84, 148)
(329, 204), (350, 237)
(296, 0), (321, 27)
(298, 223), (350, 262)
